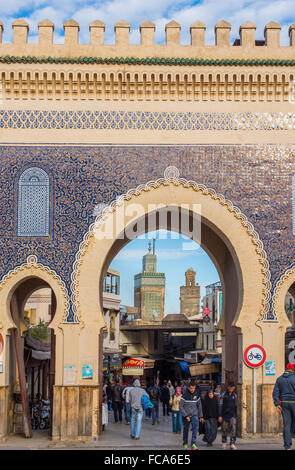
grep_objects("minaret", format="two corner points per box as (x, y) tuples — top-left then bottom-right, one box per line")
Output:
(142, 240), (157, 273)
(180, 268), (200, 318)
(134, 239), (165, 323)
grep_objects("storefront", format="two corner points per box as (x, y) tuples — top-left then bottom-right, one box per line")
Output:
(189, 359), (222, 394)
(103, 352), (122, 383)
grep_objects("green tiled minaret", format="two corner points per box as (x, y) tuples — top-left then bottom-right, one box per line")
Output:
(134, 239), (165, 322)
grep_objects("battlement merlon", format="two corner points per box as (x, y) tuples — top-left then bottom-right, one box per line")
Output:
(0, 18), (295, 60)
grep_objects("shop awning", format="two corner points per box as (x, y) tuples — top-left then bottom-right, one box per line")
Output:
(189, 363), (220, 376)
(31, 350), (51, 360)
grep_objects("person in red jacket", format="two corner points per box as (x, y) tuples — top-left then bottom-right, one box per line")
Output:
(273, 363), (295, 450)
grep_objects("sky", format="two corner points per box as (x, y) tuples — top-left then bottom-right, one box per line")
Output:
(109, 230), (219, 315)
(0, 0), (294, 45)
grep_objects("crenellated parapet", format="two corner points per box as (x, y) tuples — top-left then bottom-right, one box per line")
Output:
(1, 19), (295, 103)
(0, 18), (295, 58)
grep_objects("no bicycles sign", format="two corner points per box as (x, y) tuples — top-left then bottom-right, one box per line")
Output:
(244, 344), (266, 368)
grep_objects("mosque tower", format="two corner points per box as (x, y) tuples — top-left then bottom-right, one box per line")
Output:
(134, 239), (165, 323)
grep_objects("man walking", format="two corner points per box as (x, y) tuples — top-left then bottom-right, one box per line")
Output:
(111, 378), (123, 423)
(161, 380), (171, 416)
(129, 379), (149, 440)
(218, 382), (238, 450)
(179, 380), (203, 450)
(148, 381), (161, 425)
(122, 381), (133, 425)
(106, 380), (113, 411)
(273, 363), (295, 450)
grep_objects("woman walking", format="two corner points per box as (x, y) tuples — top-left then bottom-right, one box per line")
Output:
(170, 386), (183, 434)
(167, 380), (175, 414)
(201, 390), (219, 447)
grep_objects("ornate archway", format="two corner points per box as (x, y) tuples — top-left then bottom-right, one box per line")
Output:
(69, 167), (283, 436)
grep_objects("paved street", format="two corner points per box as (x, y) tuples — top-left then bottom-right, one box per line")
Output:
(0, 407), (290, 450)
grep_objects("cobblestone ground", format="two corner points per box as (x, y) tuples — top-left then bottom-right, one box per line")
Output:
(0, 407), (290, 450)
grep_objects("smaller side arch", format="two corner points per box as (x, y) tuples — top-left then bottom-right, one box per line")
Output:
(273, 265), (295, 328)
(0, 255), (70, 438)
(0, 255), (70, 334)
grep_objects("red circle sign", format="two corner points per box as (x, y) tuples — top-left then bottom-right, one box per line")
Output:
(0, 333), (3, 354)
(244, 344), (266, 368)
(202, 307), (210, 316)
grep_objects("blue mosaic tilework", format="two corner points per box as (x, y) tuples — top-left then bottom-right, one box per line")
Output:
(0, 144), (294, 321)
(0, 110), (294, 131)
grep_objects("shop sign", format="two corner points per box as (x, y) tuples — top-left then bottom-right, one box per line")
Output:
(123, 358), (144, 368)
(122, 368), (144, 376)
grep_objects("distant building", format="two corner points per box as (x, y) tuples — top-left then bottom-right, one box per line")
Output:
(120, 313), (201, 386)
(285, 291), (295, 326)
(102, 268), (122, 380)
(24, 288), (52, 326)
(201, 281), (222, 353)
(134, 240), (165, 323)
(180, 268), (201, 318)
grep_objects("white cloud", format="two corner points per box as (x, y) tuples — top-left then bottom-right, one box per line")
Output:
(114, 246), (202, 261)
(0, 0), (294, 44)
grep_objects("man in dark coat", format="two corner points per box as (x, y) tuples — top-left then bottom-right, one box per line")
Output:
(160, 380), (171, 416)
(111, 378), (123, 423)
(148, 381), (161, 425)
(218, 382), (238, 450)
(273, 363), (295, 450)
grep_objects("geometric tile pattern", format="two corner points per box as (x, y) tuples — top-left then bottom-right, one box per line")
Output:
(17, 167), (50, 237)
(0, 110), (295, 131)
(0, 144), (295, 322)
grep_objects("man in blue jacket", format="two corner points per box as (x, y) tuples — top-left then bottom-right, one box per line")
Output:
(273, 363), (295, 450)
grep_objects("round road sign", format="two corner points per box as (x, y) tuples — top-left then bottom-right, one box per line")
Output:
(202, 307), (210, 316)
(0, 333), (3, 354)
(244, 344), (266, 368)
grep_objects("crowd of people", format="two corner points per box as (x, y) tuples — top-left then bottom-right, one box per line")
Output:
(102, 362), (295, 450)
(102, 377), (238, 450)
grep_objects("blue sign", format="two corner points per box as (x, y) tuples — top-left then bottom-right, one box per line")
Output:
(265, 360), (276, 376)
